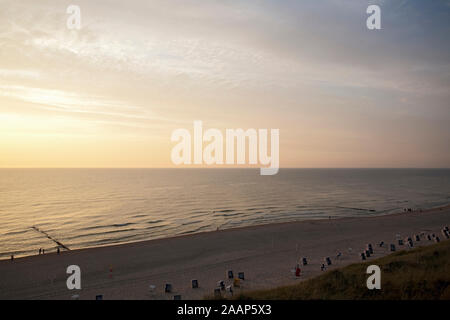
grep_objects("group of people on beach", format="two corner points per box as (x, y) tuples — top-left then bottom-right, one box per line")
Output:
(38, 247), (60, 255)
(10, 247), (61, 261)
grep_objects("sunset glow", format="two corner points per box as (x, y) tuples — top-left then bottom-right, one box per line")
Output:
(1, 0), (449, 168)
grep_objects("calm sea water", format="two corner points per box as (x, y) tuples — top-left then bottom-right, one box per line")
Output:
(1, 169), (449, 259)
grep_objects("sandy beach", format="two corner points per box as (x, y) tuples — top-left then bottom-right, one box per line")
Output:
(0, 205), (449, 300)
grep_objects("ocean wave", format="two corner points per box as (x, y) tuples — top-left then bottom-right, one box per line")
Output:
(64, 228), (138, 240)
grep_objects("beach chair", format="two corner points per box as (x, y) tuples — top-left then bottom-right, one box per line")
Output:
(295, 264), (301, 277)
(302, 257), (308, 266)
(226, 285), (233, 295)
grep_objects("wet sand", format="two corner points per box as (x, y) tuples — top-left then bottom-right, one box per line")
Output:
(0, 205), (449, 300)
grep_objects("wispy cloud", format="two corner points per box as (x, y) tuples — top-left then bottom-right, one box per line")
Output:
(0, 0), (449, 167)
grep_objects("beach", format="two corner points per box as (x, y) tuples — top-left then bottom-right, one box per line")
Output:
(0, 205), (449, 300)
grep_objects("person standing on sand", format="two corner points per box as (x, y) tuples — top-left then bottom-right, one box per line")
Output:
(39, 248), (41, 255)
(57, 247), (60, 255)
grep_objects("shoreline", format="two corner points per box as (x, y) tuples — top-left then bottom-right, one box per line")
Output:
(0, 204), (449, 299)
(3, 203), (449, 263)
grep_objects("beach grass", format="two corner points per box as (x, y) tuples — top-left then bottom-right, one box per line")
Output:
(235, 240), (450, 300)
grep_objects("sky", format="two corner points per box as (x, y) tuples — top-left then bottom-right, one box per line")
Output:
(0, 0), (449, 168)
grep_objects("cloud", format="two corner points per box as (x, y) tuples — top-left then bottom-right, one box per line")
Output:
(1, 0), (448, 96)
(0, 0), (449, 167)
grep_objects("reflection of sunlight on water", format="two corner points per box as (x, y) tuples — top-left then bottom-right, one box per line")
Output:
(1, 168), (450, 259)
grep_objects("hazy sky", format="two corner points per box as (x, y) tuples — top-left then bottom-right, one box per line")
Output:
(1, 0), (449, 168)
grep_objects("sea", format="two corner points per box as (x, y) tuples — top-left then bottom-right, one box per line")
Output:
(1, 168), (449, 259)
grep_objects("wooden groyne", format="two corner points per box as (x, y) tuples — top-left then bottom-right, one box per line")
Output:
(30, 226), (70, 251)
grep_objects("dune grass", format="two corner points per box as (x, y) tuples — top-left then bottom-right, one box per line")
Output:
(236, 240), (450, 300)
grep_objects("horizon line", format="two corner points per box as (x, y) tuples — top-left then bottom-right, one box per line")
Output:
(1, 167), (449, 170)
